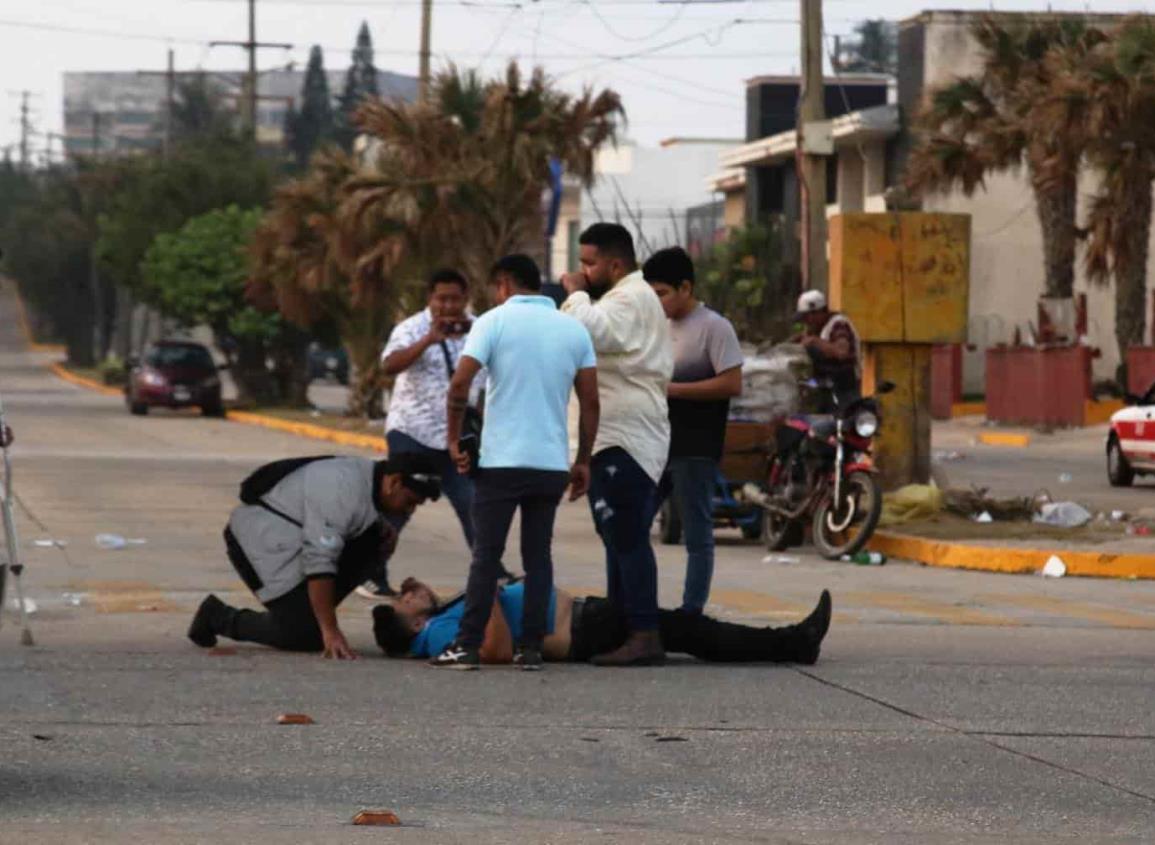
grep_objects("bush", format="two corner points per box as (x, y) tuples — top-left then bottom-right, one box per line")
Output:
(99, 354), (127, 386)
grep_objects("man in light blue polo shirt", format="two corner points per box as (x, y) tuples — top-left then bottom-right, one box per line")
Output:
(432, 254), (600, 670)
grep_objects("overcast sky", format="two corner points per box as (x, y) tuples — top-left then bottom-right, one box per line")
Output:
(3, 0), (1154, 158)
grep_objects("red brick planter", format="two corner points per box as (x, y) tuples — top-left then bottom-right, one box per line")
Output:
(1126, 347), (1155, 396)
(931, 344), (963, 420)
(986, 346), (1091, 427)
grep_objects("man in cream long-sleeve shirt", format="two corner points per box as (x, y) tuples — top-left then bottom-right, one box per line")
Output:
(561, 223), (674, 666)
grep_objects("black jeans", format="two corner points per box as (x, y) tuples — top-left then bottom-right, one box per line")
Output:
(456, 468), (570, 649)
(587, 448), (660, 631)
(569, 597), (805, 663)
(222, 527), (366, 652)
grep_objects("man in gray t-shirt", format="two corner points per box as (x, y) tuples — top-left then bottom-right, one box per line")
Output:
(643, 247), (743, 614)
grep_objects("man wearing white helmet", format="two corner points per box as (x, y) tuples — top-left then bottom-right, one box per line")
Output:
(793, 289), (861, 411)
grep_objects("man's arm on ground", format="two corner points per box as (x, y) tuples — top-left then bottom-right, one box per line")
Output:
(447, 356), (483, 473)
(668, 366), (742, 401)
(307, 576), (356, 660)
(479, 600), (514, 664)
(569, 366), (599, 500)
(562, 287), (641, 355)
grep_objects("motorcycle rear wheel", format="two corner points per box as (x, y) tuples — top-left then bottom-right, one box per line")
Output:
(812, 471), (882, 560)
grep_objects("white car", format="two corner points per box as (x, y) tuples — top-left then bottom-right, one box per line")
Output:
(1107, 382), (1155, 486)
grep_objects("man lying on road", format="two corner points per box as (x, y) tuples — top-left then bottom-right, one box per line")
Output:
(187, 453), (441, 659)
(373, 578), (832, 667)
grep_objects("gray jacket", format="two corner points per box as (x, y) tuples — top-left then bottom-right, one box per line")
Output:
(228, 457), (383, 603)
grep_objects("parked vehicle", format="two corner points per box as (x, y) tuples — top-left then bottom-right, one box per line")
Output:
(125, 340), (224, 417)
(658, 467), (764, 545)
(1107, 380), (1155, 486)
(307, 343), (349, 386)
(761, 379), (894, 560)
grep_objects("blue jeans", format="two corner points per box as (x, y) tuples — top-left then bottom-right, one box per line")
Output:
(374, 430), (475, 585)
(658, 456), (717, 614)
(588, 448), (659, 632)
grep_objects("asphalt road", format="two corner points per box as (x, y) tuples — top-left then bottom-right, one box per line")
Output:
(2, 282), (1155, 843)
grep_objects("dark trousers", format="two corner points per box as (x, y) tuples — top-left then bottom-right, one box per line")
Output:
(456, 468), (569, 649)
(588, 448), (660, 632)
(569, 597), (805, 663)
(657, 456), (718, 613)
(221, 527), (364, 652)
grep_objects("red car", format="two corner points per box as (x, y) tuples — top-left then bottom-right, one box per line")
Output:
(125, 340), (224, 417)
(1107, 380), (1155, 486)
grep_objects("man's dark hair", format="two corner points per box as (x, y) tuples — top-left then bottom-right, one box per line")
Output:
(642, 247), (696, 288)
(490, 254), (542, 292)
(372, 604), (418, 657)
(579, 223), (637, 266)
(428, 268), (468, 293)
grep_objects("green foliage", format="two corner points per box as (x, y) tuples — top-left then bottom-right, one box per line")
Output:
(694, 221), (791, 344)
(141, 206), (273, 340)
(839, 19), (898, 75)
(98, 354), (127, 386)
(285, 46), (335, 169)
(171, 75), (237, 144)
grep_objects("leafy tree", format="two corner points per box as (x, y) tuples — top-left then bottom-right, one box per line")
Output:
(171, 74), (236, 143)
(141, 206), (307, 405)
(839, 19), (898, 75)
(694, 221), (790, 344)
(1049, 17), (1155, 374)
(285, 46), (335, 169)
(906, 17), (1107, 299)
(335, 22), (381, 150)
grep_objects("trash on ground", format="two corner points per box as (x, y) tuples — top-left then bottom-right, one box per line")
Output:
(309, 410), (322, 418)
(881, 484), (944, 526)
(352, 811), (401, 826)
(276, 713), (315, 725)
(1041, 555), (1067, 578)
(8, 597), (37, 614)
(944, 487), (1036, 522)
(841, 551), (886, 566)
(60, 592), (83, 607)
(1111, 510), (1128, 522)
(94, 533), (147, 550)
(1033, 501), (1093, 529)
(32, 539), (67, 548)
(1058, 473), (1073, 483)
(762, 554), (800, 565)
(932, 450), (966, 462)
(1127, 524), (1153, 537)
(973, 511), (994, 524)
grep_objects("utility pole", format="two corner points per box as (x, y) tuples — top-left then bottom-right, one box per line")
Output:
(798, 0), (829, 294)
(18, 91), (30, 170)
(211, 0), (291, 141)
(418, 0), (433, 103)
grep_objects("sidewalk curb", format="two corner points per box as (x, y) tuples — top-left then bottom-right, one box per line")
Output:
(49, 362), (123, 397)
(869, 530), (1155, 580)
(48, 360), (388, 452)
(976, 431), (1032, 448)
(225, 410), (387, 453)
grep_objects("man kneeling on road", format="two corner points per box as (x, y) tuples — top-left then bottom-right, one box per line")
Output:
(187, 453), (441, 659)
(374, 579), (832, 666)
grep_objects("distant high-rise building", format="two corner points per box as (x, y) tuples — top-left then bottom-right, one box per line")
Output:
(62, 68), (417, 156)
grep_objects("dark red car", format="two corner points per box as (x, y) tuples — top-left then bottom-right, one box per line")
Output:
(125, 340), (224, 417)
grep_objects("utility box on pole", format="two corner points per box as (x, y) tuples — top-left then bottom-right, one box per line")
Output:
(829, 212), (971, 489)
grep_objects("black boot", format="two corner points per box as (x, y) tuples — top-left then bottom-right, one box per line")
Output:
(792, 590), (832, 665)
(187, 594), (233, 648)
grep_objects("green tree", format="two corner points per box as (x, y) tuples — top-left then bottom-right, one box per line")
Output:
(839, 19), (898, 75)
(695, 222), (789, 344)
(141, 206), (307, 405)
(171, 74), (236, 143)
(285, 46), (335, 169)
(906, 17), (1107, 299)
(335, 22), (380, 150)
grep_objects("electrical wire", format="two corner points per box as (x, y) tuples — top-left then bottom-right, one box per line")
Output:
(583, 0), (688, 43)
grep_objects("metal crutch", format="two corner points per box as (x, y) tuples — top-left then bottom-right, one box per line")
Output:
(0, 392), (35, 646)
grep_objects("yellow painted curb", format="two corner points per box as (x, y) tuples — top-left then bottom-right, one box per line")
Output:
(1084, 398), (1124, 427)
(951, 401), (986, 418)
(869, 531), (1155, 580)
(225, 410), (387, 453)
(49, 362), (124, 397)
(977, 431), (1032, 448)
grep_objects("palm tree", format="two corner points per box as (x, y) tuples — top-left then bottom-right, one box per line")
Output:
(1050, 17), (1155, 375)
(906, 17), (1107, 300)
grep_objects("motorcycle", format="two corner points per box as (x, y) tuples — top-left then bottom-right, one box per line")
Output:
(761, 379), (894, 560)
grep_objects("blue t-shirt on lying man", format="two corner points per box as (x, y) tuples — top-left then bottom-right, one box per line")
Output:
(462, 294), (596, 472)
(410, 583), (558, 658)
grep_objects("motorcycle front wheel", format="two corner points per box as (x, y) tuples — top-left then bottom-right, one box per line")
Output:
(811, 471), (882, 560)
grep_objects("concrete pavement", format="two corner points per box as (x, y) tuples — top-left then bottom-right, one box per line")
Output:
(2, 283), (1155, 842)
